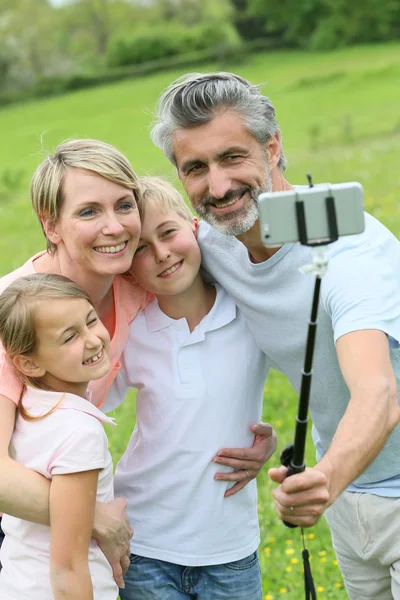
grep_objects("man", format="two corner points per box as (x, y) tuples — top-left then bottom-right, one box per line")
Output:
(150, 71), (400, 600)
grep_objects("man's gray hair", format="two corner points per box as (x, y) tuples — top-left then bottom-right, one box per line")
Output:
(151, 72), (286, 172)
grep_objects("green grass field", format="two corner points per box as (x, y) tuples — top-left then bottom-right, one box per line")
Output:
(1, 41), (399, 598)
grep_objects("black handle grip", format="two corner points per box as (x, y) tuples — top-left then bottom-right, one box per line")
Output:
(280, 444), (306, 528)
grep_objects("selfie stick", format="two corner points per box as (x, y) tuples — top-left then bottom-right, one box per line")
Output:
(280, 174), (339, 528)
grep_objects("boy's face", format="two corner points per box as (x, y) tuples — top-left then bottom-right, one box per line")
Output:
(130, 203), (201, 297)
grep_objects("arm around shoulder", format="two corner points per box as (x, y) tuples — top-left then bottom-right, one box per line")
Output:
(0, 394), (51, 523)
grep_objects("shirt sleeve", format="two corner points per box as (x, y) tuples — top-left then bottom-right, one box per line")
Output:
(322, 240), (400, 343)
(49, 414), (107, 476)
(101, 364), (131, 414)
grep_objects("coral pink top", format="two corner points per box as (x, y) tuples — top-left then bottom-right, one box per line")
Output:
(0, 251), (150, 408)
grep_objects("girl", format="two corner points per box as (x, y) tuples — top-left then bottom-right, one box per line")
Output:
(0, 273), (118, 600)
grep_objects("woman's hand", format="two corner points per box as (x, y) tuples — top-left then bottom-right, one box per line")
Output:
(93, 497), (133, 588)
(212, 423), (278, 497)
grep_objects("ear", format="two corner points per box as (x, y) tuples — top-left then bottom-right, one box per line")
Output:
(192, 216), (199, 237)
(176, 165), (184, 183)
(42, 217), (62, 246)
(265, 131), (281, 170)
(13, 355), (46, 379)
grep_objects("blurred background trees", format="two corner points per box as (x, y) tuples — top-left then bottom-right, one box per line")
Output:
(0, 0), (399, 104)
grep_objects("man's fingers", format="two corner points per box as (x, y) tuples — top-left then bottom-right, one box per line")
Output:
(112, 560), (125, 589)
(121, 554), (131, 577)
(268, 466), (288, 484)
(214, 456), (259, 470)
(250, 422), (274, 436)
(224, 480), (247, 497)
(215, 448), (265, 461)
(274, 498), (324, 527)
(215, 468), (254, 482)
(280, 469), (328, 493)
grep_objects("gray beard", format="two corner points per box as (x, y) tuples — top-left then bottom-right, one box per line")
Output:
(196, 167), (273, 237)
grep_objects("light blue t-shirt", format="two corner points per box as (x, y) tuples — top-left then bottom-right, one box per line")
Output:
(198, 213), (400, 496)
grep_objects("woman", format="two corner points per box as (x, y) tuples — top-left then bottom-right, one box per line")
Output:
(0, 138), (150, 586)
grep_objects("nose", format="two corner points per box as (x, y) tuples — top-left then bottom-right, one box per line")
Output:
(102, 212), (125, 236)
(207, 164), (232, 200)
(84, 327), (102, 349)
(153, 242), (171, 264)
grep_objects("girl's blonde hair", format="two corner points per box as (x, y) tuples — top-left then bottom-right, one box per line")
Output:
(138, 176), (194, 223)
(0, 273), (92, 420)
(31, 138), (142, 254)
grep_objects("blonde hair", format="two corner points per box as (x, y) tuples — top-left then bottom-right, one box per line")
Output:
(31, 138), (142, 254)
(0, 273), (92, 420)
(138, 176), (194, 223)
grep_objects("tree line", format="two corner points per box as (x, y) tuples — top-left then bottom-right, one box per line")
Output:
(0, 0), (399, 104)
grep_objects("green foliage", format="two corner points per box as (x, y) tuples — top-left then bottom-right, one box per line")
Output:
(106, 22), (241, 68)
(309, 0), (400, 50)
(247, 0), (400, 49)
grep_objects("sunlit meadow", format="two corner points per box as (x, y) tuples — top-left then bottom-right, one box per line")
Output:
(0, 41), (399, 598)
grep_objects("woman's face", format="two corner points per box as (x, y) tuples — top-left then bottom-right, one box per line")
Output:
(49, 168), (141, 278)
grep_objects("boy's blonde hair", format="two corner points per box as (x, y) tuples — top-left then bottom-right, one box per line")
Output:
(138, 176), (194, 223)
(0, 274), (91, 418)
(31, 138), (141, 254)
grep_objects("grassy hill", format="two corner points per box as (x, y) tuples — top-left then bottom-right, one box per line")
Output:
(1, 41), (399, 598)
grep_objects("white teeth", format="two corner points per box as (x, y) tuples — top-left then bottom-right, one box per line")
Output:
(83, 351), (102, 365)
(160, 262), (181, 277)
(215, 197), (238, 208)
(95, 242), (126, 254)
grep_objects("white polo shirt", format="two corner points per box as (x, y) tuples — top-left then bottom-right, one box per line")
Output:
(104, 284), (270, 566)
(0, 387), (118, 600)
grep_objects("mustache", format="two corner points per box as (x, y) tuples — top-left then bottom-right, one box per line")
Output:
(201, 186), (251, 206)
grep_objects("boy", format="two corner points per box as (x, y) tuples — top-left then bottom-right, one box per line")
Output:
(103, 177), (273, 600)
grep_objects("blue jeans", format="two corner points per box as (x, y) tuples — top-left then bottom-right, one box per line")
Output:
(119, 551), (262, 600)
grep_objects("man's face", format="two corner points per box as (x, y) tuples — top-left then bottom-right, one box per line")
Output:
(173, 110), (273, 236)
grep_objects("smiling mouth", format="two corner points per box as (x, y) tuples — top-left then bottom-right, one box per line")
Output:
(83, 348), (104, 365)
(94, 241), (128, 254)
(158, 260), (183, 277)
(210, 190), (247, 210)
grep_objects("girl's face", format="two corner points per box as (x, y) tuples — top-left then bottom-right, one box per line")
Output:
(130, 203), (201, 297)
(26, 296), (110, 396)
(48, 168), (141, 278)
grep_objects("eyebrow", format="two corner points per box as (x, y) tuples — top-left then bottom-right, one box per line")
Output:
(180, 146), (248, 173)
(137, 220), (179, 244)
(155, 220), (178, 230)
(74, 193), (134, 208)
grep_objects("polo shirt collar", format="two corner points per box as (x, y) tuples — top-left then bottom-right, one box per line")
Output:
(22, 386), (115, 425)
(144, 283), (236, 334)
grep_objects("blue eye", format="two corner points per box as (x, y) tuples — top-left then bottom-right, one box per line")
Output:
(79, 208), (95, 218)
(119, 201), (135, 212)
